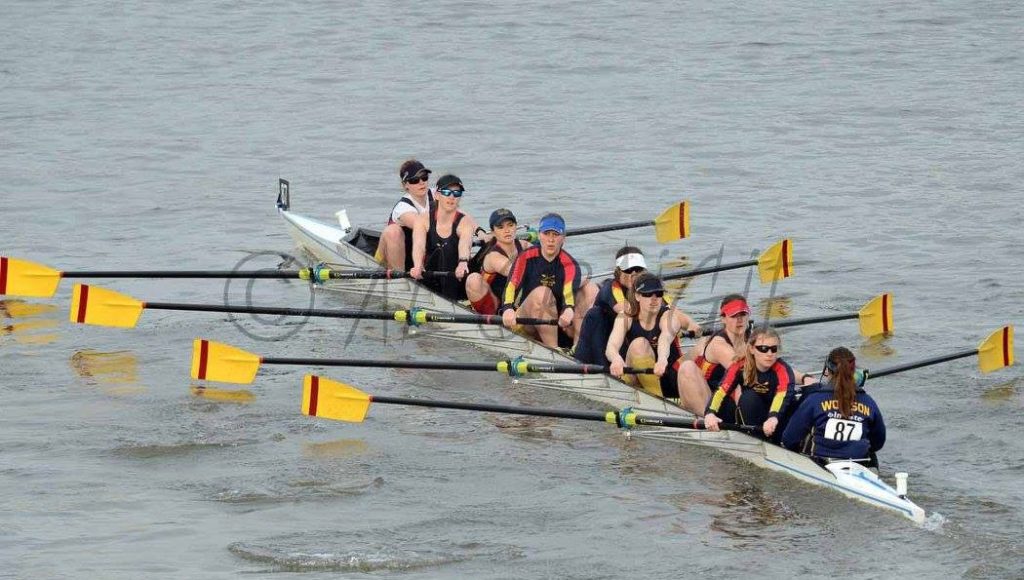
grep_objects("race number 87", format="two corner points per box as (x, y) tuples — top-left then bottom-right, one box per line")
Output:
(824, 418), (863, 441)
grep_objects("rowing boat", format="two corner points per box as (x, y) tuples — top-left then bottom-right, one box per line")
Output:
(275, 182), (927, 524)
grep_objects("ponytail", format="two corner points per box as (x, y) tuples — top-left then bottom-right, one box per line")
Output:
(826, 347), (858, 418)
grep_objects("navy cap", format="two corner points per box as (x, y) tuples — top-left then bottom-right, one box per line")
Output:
(399, 159), (431, 182)
(634, 274), (665, 295)
(489, 208), (517, 229)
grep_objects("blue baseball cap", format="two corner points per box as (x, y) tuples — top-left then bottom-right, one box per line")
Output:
(538, 213), (566, 235)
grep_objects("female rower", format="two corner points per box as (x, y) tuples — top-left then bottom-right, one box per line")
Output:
(378, 159), (434, 270)
(465, 208), (532, 314)
(781, 347), (885, 461)
(676, 294), (751, 416)
(703, 327), (796, 440)
(605, 274), (700, 400)
(572, 246), (647, 365)
(410, 174), (479, 301)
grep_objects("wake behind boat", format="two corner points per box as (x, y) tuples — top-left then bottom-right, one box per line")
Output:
(275, 180), (929, 524)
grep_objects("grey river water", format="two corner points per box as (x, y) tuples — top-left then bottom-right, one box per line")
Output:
(2, 1), (1023, 578)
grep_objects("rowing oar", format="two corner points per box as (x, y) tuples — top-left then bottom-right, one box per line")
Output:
(682, 293), (894, 339)
(66, 284), (557, 329)
(565, 200), (690, 243)
(866, 325), (1014, 379)
(190, 339), (655, 384)
(662, 239), (793, 285)
(0, 256), (450, 298)
(297, 374), (760, 434)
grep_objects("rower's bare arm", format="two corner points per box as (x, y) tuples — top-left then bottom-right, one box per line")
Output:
(396, 210), (419, 230)
(673, 308), (701, 335)
(457, 216), (477, 259)
(706, 337), (736, 367)
(605, 316), (628, 375)
(411, 214), (429, 271)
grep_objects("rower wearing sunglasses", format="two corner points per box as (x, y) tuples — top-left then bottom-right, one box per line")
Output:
(409, 174), (480, 301)
(676, 294), (752, 416)
(500, 213), (598, 349)
(378, 159), (435, 271)
(605, 274), (699, 400)
(464, 208), (532, 315)
(703, 326), (797, 441)
(572, 246), (648, 365)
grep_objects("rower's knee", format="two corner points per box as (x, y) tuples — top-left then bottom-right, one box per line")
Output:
(626, 337), (654, 360)
(381, 224), (405, 248)
(465, 273), (486, 300)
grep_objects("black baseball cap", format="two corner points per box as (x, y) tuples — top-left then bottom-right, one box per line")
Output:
(634, 274), (665, 295)
(489, 208), (517, 229)
(436, 174), (464, 191)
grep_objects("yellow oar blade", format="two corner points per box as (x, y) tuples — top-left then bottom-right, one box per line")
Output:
(756, 239), (793, 284)
(653, 200), (690, 243)
(302, 375), (371, 423)
(190, 339), (262, 384)
(69, 284), (144, 327)
(858, 293), (894, 338)
(0, 257), (62, 298)
(978, 325), (1014, 374)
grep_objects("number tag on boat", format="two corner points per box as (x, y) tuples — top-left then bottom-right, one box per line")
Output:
(824, 418), (863, 442)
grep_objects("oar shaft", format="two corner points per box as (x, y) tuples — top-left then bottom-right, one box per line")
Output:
(368, 395), (758, 433)
(867, 349), (979, 379)
(145, 302), (398, 321)
(263, 356), (651, 375)
(565, 220), (653, 237)
(63, 270), (301, 279)
(662, 258), (757, 281)
(772, 312), (856, 329)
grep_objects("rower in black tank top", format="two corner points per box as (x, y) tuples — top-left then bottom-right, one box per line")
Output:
(423, 206), (467, 300)
(625, 305), (683, 398)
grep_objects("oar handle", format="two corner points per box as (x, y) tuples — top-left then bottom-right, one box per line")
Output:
(422, 312), (559, 326)
(662, 258), (757, 281)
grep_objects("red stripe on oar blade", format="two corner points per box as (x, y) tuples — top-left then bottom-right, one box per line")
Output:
(76, 284), (90, 323)
(308, 375), (320, 416)
(882, 294), (890, 334)
(678, 204), (687, 238)
(781, 240), (790, 278)
(197, 339), (209, 380)
(1003, 327), (1010, 367)
(0, 257), (8, 294)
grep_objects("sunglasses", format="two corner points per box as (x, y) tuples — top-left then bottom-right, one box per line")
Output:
(753, 344), (779, 353)
(639, 291), (664, 298)
(404, 176), (428, 185)
(437, 188), (464, 198)
(623, 267), (645, 274)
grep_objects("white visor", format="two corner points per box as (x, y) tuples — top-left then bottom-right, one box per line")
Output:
(615, 252), (647, 271)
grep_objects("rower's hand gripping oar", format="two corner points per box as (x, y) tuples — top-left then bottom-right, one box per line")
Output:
(681, 293), (894, 340)
(66, 284), (559, 329)
(190, 339), (657, 385)
(298, 374), (760, 435)
(0, 256), (450, 298)
(865, 325), (1014, 379)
